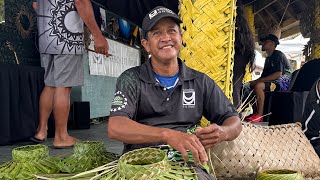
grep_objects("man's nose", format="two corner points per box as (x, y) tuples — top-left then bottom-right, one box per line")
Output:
(160, 32), (171, 41)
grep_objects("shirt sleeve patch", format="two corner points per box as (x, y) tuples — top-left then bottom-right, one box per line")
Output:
(111, 91), (128, 112)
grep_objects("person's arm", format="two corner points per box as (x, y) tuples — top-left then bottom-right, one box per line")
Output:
(108, 116), (208, 165)
(258, 71), (282, 82)
(74, 0), (110, 56)
(195, 116), (242, 149)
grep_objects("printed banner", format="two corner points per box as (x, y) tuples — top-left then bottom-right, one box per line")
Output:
(88, 36), (140, 77)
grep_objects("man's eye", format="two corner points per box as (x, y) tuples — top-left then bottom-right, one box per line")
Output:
(153, 31), (160, 36)
(169, 29), (176, 33)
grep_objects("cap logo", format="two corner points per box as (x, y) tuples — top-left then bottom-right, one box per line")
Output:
(148, 7), (175, 20)
(149, 9), (159, 19)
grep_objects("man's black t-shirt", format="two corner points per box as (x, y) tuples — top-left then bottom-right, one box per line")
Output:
(261, 50), (292, 78)
(109, 59), (239, 153)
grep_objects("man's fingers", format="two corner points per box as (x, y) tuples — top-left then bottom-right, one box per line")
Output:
(198, 143), (208, 164)
(196, 124), (218, 135)
(197, 131), (218, 141)
(94, 47), (108, 55)
(176, 147), (189, 162)
(190, 138), (208, 165)
(200, 138), (219, 149)
(168, 132), (208, 165)
(187, 143), (200, 165)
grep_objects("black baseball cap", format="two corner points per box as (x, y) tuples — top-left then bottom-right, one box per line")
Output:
(260, 34), (280, 45)
(142, 6), (182, 39)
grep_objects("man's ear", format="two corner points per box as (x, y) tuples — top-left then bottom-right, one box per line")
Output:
(141, 39), (150, 53)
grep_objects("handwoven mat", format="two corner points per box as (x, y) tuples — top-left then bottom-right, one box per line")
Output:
(208, 122), (320, 179)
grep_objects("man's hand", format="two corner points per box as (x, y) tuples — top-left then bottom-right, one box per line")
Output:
(74, 0), (111, 56)
(93, 33), (111, 56)
(195, 123), (226, 149)
(165, 130), (208, 165)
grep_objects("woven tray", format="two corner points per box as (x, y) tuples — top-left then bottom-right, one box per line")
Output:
(209, 122), (320, 179)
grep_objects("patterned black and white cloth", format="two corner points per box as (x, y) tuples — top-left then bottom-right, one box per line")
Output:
(37, 0), (84, 54)
(301, 78), (320, 157)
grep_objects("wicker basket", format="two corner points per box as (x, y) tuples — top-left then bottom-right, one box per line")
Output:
(257, 169), (304, 180)
(0, 145), (60, 180)
(118, 148), (169, 179)
(59, 141), (119, 173)
(209, 122), (320, 179)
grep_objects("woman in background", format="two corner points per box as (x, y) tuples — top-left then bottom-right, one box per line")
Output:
(232, 4), (256, 108)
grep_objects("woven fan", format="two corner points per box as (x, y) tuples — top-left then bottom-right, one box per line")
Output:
(58, 141), (119, 173)
(65, 148), (198, 180)
(208, 122), (320, 179)
(0, 144), (60, 180)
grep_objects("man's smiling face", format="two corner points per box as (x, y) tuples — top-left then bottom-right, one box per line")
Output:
(141, 18), (182, 64)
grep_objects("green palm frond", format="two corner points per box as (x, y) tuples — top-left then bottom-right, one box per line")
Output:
(0, 144), (60, 180)
(58, 141), (119, 173)
(57, 148), (198, 180)
(257, 169), (304, 180)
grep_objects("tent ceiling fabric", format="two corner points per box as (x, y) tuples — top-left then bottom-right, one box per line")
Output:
(95, 0), (308, 38)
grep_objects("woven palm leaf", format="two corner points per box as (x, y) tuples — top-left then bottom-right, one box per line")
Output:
(65, 148), (198, 180)
(208, 122), (320, 179)
(58, 141), (119, 173)
(257, 169), (304, 180)
(179, 0), (236, 100)
(0, 144), (60, 180)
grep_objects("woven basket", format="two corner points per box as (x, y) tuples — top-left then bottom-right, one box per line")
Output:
(0, 144), (60, 180)
(208, 123), (320, 179)
(257, 169), (304, 180)
(59, 141), (119, 173)
(12, 144), (49, 162)
(118, 148), (170, 179)
(65, 148), (198, 179)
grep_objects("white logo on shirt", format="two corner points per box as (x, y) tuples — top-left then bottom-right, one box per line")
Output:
(110, 91), (128, 112)
(183, 89), (195, 108)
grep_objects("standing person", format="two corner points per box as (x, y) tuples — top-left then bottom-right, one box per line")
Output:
(31, 0), (110, 148)
(245, 34), (292, 122)
(232, 4), (255, 108)
(107, 6), (242, 179)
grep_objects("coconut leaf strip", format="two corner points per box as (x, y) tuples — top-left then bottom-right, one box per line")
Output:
(3, 162), (16, 173)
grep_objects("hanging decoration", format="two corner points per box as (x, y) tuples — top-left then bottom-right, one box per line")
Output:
(15, 6), (35, 39)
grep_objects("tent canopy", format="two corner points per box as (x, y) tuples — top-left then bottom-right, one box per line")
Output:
(94, 0), (309, 39)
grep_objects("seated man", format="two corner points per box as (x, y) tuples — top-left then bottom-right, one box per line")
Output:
(301, 78), (320, 157)
(245, 34), (292, 122)
(107, 6), (242, 179)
